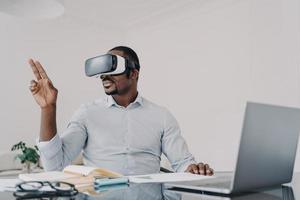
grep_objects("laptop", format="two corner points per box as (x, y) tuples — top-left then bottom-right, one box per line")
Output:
(166, 102), (300, 194)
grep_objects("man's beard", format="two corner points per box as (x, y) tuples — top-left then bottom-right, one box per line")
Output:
(102, 75), (131, 96)
(105, 85), (131, 95)
(105, 89), (118, 95)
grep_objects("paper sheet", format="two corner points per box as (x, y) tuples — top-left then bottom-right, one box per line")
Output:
(63, 165), (96, 176)
(0, 178), (21, 191)
(19, 171), (78, 182)
(128, 172), (215, 183)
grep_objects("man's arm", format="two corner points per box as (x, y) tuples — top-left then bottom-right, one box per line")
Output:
(29, 59), (86, 171)
(29, 59), (58, 141)
(37, 120), (87, 170)
(37, 105), (88, 171)
(161, 108), (213, 175)
(40, 106), (57, 141)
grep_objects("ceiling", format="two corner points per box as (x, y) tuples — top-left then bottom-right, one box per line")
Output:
(62, 0), (204, 30)
(0, 0), (224, 33)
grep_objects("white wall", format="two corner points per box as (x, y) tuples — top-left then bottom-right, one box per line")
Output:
(0, 14), (127, 151)
(125, 0), (300, 171)
(0, 0), (299, 171)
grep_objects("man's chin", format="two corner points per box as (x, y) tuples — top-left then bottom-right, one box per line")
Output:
(104, 89), (118, 95)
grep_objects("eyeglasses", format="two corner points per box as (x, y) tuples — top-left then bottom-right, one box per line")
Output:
(13, 181), (78, 199)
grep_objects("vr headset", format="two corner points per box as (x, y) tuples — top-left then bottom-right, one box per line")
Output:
(85, 54), (136, 77)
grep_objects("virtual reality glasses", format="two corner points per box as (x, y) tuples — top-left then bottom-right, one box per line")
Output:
(85, 54), (136, 77)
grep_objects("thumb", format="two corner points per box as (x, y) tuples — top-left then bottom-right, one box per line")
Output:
(185, 165), (194, 173)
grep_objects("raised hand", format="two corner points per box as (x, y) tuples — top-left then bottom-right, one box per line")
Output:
(29, 59), (58, 109)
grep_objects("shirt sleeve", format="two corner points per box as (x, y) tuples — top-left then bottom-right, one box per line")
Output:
(36, 104), (88, 171)
(161, 109), (196, 172)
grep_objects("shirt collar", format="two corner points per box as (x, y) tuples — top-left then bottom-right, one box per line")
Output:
(106, 93), (144, 108)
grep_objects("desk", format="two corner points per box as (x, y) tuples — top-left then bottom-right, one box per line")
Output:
(0, 172), (299, 200)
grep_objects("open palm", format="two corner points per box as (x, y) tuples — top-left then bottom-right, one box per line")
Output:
(29, 59), (58, 108)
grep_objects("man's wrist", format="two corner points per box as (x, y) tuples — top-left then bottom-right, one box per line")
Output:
(41, 104), (56, 111)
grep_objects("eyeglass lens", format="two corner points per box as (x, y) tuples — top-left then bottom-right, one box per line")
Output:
(19, 181), (43, 191)
(51, 182), (74, 191)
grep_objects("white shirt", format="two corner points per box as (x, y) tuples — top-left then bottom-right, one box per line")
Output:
(37, 94), (196, 175)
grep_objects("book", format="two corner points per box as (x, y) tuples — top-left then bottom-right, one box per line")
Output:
(18, 165), (123, 187)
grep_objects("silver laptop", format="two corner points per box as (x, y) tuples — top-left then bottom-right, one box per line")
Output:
(166, 102), (300, 194)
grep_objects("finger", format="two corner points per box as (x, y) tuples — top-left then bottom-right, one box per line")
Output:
(46, 78), (55, 89)
(185, 164), (198, 173)
(204, 164), (210, 175)
(29, 85), (38, 95)
(198, 163), (205, 175)
(206, 168), (214, 176)
(29, 58), (42, 80)
(191, 164), (199, 174)
(185, 165), (192, 173)
(29, 80), (38, 94)
(186, 164), (197, 174)
(34, 60), (49, 80)
(29, 85), (36, 91)
(30, 80), (37, 87)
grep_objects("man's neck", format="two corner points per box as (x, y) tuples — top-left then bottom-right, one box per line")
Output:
(112, 90), (138, 108)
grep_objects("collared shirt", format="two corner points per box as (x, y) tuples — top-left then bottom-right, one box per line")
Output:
(37, 94), (196, 175)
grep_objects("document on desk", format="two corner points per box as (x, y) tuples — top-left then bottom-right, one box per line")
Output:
(0, 178), (21, 191)
(128, 172), (215, 183)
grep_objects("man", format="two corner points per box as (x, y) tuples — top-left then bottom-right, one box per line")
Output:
(29, 46), (213, 175)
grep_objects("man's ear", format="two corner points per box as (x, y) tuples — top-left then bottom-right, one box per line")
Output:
(130, 69), (139, 80)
